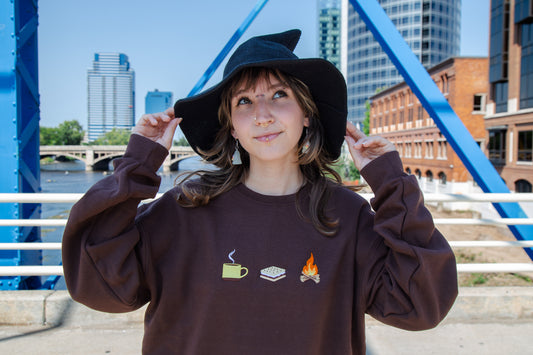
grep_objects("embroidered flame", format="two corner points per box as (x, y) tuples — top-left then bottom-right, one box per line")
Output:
(302, 253), (318, 276)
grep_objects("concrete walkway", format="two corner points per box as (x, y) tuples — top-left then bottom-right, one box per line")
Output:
(0, 287), (532, 354)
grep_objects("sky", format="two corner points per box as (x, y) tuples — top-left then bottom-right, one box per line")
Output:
(37, 0), (490, 130)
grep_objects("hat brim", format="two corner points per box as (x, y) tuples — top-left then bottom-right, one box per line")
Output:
(174, 58), (347, 160)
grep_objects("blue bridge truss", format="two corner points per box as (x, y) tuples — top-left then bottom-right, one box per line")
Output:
(0, 0), (531, 290)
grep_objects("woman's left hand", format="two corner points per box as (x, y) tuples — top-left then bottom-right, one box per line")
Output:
(345, 121), (396, 171)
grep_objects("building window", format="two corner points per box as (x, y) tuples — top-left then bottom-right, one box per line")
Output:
(438, 172), (447, 185)
(437, 140), (448, 159)
(521, 23), (533, 109)
(441, 74), (449, 94)
(397, 142), (403, 157)
(414, 142), (422, 158)
(493, 82), (508, 113)
(488, 129), (507, 164)
(518, 130), (533, 162)
(405, 142), (412, 157)
(473, 94), (486, 112)
(417, 106), (424, 120)
(426, 170), (434, 182)
(489, 0), (510, 83)
(515, 179), (532, 193)
(425, 141), (434, 159)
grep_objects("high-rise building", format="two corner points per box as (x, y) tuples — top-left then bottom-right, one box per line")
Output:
(318, 0), (342, 70)
(87, 53), (135, 141)
(145, 90), (173, 114)
(485, 0), (533, 192)
(343, 0), (461, 124)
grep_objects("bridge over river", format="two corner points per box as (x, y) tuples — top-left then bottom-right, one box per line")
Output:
(40, 145), (196, 172)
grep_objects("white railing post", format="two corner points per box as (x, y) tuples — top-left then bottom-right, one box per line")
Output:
(0, 192), (532, 277)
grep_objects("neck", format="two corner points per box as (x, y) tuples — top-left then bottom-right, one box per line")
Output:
(244, 160), (304, 196)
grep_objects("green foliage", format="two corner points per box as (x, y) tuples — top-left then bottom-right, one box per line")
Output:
(58, 120), (84, 145)
(40, 120), (84, 145)
(40, 127), (60, 145)
(92, 128), (131, 145)
(173, 136), (190, 146)
(362, 100), (370, 135)
(470, 273), (488, 286)
(332, 159), (360, 182)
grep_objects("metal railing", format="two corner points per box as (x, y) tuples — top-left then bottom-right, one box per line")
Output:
(1, 192), (533, 277)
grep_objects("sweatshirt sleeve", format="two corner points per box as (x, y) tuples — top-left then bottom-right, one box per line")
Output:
(62, 134), (168, 313)
(356, 151), (457, 330)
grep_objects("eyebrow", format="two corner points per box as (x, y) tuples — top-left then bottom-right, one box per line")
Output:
(232, 83), (288, 99)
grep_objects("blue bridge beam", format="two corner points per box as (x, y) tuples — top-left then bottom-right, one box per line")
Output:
(349, 0), (533, 259)
(187, 0), (269, 97)
(0, 0), (42, 289)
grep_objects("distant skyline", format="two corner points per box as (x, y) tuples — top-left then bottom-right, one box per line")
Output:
(37, 0), (490, 129)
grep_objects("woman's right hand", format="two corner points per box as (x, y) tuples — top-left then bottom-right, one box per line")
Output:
(132, 107), (182, 150)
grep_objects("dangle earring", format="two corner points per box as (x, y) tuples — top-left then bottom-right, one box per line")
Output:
(232, 139), (242, 165)
(301, 128), (310, 154)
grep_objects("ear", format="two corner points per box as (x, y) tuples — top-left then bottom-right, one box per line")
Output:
(303, 116), (310, 127)
(231, 129), (238, 139)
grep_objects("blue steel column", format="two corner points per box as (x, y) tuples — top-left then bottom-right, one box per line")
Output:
(0, 0), (42, 289)
(349, 0), (533, 259)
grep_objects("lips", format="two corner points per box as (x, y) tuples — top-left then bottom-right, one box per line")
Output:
(254, 132), (281, 142)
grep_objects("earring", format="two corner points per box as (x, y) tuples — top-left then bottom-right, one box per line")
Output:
(232, 140), (242, 165)
(302, 128), (310, 154)
(302, 140), (310, 154)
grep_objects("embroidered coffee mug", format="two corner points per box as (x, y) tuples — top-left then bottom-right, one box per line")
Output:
(222, 263), (248, 280)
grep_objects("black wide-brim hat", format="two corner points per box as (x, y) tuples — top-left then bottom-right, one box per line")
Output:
(174, 29), (347, 160)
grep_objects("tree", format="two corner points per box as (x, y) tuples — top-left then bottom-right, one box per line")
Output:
(40, 120), (84, 145)
(92, 128), (131, 145)
(40, 126), (60, 145)
(362, 100), (370, 135)
(57, 120), (84, 145)
(173, 136), (190, 146)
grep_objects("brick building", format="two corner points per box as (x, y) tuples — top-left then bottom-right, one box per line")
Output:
(485, 0), (533, 193)
(369, 57), (489, 194)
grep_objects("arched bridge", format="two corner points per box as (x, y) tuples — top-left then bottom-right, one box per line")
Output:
(40, 145), (197, 172)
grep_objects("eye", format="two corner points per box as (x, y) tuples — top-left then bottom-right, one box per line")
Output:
(273, 90), (288, 99)
(236, 96), (251, 106)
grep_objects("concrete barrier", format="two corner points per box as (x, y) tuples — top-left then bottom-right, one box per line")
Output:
(1, 287), (533, 326)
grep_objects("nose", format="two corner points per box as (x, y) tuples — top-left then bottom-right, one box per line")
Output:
(254, 97), (274, 127)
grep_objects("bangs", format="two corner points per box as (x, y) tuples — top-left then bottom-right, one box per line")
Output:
(227, 67), (289, 99)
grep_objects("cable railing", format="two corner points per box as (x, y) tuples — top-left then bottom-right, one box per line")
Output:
(0, 192), (533, 277)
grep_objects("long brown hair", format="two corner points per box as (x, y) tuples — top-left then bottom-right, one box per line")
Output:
(177, 67), (353, 237)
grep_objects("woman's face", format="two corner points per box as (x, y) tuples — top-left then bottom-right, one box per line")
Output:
(230, 73), (309, 166)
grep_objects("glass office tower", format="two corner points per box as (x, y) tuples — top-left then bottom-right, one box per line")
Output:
(87, 53), (135, 141)
(345, 0), (461, 124)
(319, 0), (342, 70)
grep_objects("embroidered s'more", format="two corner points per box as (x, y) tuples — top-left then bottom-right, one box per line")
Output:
(260, 266), (286, 282)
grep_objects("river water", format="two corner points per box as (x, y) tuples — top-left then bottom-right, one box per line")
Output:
(39, 157), (213, 289)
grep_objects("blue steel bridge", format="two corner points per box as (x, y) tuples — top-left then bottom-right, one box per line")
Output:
(1, 0), (532, 290)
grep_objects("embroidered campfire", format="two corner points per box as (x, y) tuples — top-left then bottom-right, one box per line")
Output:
(300, 253), (320, 284)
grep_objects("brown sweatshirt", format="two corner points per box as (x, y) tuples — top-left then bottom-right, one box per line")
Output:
(62, 134), (457, 354)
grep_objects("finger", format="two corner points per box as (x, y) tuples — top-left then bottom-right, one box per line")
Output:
(164, 107), (175, 118)
(346, 122), (366, 141)
(138, 114), (157, 126)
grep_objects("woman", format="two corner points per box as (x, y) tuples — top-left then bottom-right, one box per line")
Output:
(62, 30), (457, 354)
